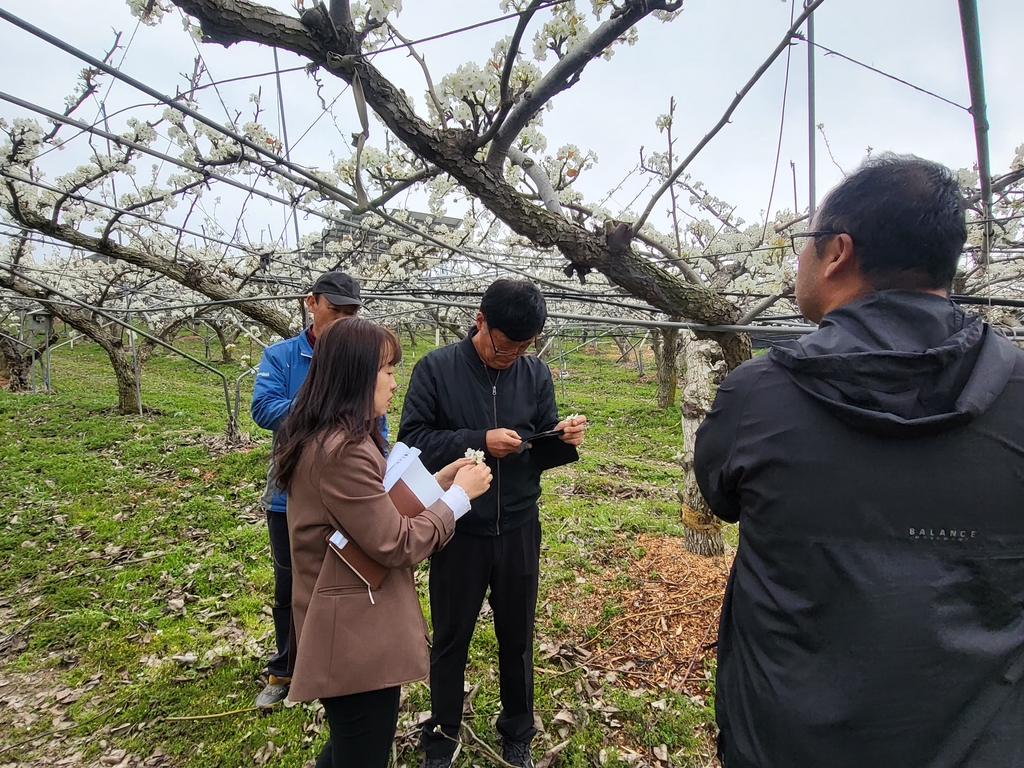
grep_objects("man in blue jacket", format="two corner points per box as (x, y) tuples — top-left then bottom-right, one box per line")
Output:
(695, 155), (1024, 768)
(250, 271), (377, 708)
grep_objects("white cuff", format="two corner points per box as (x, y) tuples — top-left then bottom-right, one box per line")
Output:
(441, 485), (472, 520)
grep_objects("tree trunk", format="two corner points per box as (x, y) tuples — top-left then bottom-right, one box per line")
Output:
(679, 333), (724, 556)
(208, 321), (237, 363)
(612, 335), (632, 361)
(106, 343), (143, 414)
(0, 273), (152, 414)
(0, 336), (33, 392)
(652, 327), (680, 408)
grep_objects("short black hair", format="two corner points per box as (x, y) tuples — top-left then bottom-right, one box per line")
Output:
(814, 154), (967, 290)
(480, 280), (547, 341)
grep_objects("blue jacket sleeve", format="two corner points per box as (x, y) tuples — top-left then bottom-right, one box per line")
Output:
(251, 346), (293, 432)
(397, 357), (488, 472)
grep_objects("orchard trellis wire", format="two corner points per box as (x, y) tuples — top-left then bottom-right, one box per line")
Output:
(2, 0), (1023, 432)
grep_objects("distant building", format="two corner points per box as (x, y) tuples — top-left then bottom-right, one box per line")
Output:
(308, 209), (462, 266)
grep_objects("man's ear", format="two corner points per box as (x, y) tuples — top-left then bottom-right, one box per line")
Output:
(306, 294), (318, 313)
(822, 233), (859, 280)
(474, 311), (485, 331)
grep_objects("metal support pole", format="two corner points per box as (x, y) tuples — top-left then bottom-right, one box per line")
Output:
(805, 1), (817, 216)
(958, 0), (993, 266)
(273, 48), (303, 252)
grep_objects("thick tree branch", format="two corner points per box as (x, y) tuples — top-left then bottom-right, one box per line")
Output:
(5, 207), (295, 338)
(0, 268), (125, 356)
(737, 291), (789, 325)
(169, 0), (743, 332)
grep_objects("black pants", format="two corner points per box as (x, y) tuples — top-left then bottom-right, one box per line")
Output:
(421, 519), (541, 758)
(266, 510), (293, 678)
(316, 686), (401, 768)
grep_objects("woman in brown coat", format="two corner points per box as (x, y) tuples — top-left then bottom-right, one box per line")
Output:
(274, 318), (492, 768)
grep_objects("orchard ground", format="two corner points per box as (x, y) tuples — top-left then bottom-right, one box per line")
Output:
(0, 334), (736, 768)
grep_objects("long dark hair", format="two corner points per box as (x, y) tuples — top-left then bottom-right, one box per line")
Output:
(273, 318), (401, 491)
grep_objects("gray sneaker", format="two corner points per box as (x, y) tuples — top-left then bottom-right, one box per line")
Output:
(502, 740), (534, 768)
(254, 675), (290, 709)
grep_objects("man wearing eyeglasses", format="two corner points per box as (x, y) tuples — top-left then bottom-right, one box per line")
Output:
(695, 155), (1024, 768)
(399, 279), (586, 768)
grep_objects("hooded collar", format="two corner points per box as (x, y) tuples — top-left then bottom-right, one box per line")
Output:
(769, 291), (1017, 437)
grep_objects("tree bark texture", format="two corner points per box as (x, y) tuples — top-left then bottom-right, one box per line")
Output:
(108, 342), (144, 414)
(652, 327), (680, 409)
(0, 336), (33, 392)
(208, 320), (236, 363)
(678, 334), (724, 557)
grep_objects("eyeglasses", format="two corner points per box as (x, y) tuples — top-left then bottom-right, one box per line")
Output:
(489, 329), (535, 358)
(789, 231), (845, 256)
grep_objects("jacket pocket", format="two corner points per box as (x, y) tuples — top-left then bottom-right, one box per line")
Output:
(316, 584), (369, 597)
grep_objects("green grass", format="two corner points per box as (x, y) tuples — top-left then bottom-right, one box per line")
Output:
(0, 335), (722, 767)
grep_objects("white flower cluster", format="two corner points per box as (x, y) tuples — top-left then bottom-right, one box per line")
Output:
(365, 0), (401, 23)
(126, 0), (169, 26)
(2, 118), (46, 164)
(124, 118), (158, 147)
(241, 121), (282, 154)
(533, 4), (591, 62)
(464, 448), (485, 465)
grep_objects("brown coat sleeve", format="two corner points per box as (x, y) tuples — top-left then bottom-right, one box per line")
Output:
(318, 437), (456, 568)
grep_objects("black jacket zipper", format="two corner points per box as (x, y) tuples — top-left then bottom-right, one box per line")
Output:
(491, 370), (501, 534)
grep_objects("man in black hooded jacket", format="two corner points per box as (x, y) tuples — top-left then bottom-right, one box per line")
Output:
(695, 154), (1024, 768)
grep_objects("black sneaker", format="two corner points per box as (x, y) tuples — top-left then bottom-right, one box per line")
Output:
(419, 754), (454, 768)
(502, 740), (534, 768)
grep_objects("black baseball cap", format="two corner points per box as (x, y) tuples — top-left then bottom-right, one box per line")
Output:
(310, 271), (362, 307)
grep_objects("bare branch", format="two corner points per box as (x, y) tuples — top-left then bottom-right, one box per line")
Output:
(965, 168), (1024, 206)
(471, 0), (547, 151)
(633, 0), (825, 232)
(385, 21), (444, 119)
(358, 166), (441, 212)
(774, 212), (811, 233)
(737, 291), (790, 325)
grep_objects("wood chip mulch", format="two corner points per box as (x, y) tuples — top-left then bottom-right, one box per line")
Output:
(546, 534), (733, 696)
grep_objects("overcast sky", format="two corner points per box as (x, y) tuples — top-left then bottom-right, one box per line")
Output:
(1, 0), (1021, 243)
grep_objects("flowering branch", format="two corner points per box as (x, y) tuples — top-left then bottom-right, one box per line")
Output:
(485, 0), (680, 171)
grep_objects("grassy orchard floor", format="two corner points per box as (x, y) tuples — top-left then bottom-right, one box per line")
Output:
(0, 336), (734, 768)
